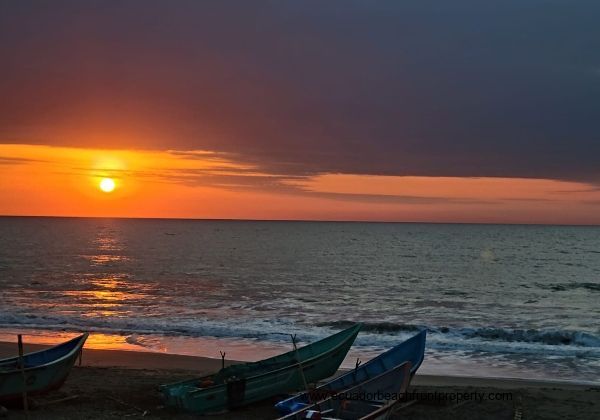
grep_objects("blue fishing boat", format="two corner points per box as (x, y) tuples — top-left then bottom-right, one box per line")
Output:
(0, 333), (88, 401)
(275, 329), (426, 414)
(277, 361), (412, 420)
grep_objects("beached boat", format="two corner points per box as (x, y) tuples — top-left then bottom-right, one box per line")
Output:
(278, 361), (412, 420)
(275, 329), (426, 414)
(160, 324), (361, 414)
(0, 333), (88, 402)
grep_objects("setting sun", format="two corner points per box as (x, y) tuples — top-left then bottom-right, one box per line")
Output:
(99, 178), (116, 193)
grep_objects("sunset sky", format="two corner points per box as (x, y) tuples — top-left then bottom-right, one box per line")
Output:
(1, 1), (599, 224)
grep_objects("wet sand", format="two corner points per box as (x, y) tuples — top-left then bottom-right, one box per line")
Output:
(1, 342), (598, 419)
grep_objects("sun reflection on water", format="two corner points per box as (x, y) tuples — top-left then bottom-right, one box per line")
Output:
(0, 330), (147, 352)
(80, 225), (131, 266)
(65, 225), (156, 318)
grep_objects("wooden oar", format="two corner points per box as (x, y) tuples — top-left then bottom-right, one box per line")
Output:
(17, 335), (29, 419)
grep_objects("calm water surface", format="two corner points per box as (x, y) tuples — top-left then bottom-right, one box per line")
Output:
(0, 217), (598, 382)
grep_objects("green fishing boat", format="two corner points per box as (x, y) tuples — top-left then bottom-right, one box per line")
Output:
(160, 324), (361, 414)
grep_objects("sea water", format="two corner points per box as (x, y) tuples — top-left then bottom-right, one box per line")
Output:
(0, 217), (598, 383)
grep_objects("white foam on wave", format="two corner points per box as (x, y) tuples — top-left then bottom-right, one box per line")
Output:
(1, 311), (599, 360)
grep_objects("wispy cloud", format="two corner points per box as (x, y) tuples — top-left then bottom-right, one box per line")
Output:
(0, 156), (46, 165)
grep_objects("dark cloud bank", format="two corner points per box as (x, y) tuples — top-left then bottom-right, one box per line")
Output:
(1, 0), (599, 183)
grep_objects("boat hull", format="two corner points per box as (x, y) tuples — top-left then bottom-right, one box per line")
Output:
(278, 361), (412, 420)
(0, 333), (88, 402)
(161, 324), (361, 414)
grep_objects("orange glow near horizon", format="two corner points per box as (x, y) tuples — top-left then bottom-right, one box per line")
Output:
(1, 143), (599, 225)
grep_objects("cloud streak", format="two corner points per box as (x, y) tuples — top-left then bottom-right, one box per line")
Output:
(0, 1), (599, 184)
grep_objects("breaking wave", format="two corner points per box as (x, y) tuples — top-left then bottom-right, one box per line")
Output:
(317, 320), (600, 348)
(536, 282), (600, 292)
(316, 320), (422, 334)
(1, 313), (599, 360)
(457, 327), (600, 347)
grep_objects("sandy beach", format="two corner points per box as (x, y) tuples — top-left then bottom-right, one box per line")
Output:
(1, 341), (598, 419)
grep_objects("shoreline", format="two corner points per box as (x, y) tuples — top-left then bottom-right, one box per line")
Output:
(1, 340), (597, 389)
(1, 341), (599, 418)
(2, 328), (598, 386)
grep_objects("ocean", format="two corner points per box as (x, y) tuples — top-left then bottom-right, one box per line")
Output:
(0, 217), (598, 383)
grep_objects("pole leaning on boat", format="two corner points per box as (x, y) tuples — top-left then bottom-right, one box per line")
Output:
(17, 335), (29, 419)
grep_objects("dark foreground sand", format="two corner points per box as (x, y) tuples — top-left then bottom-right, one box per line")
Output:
(1, 342), (598, 419)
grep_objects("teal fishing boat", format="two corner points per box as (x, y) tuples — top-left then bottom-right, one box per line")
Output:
(0, 333), (88, 402)
(160, 324), (361, 414)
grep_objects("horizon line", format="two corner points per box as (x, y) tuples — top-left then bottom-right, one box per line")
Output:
(1, 214), (598, 228)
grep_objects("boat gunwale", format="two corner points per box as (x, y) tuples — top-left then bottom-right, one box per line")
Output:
(359, 363), (412, 420)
